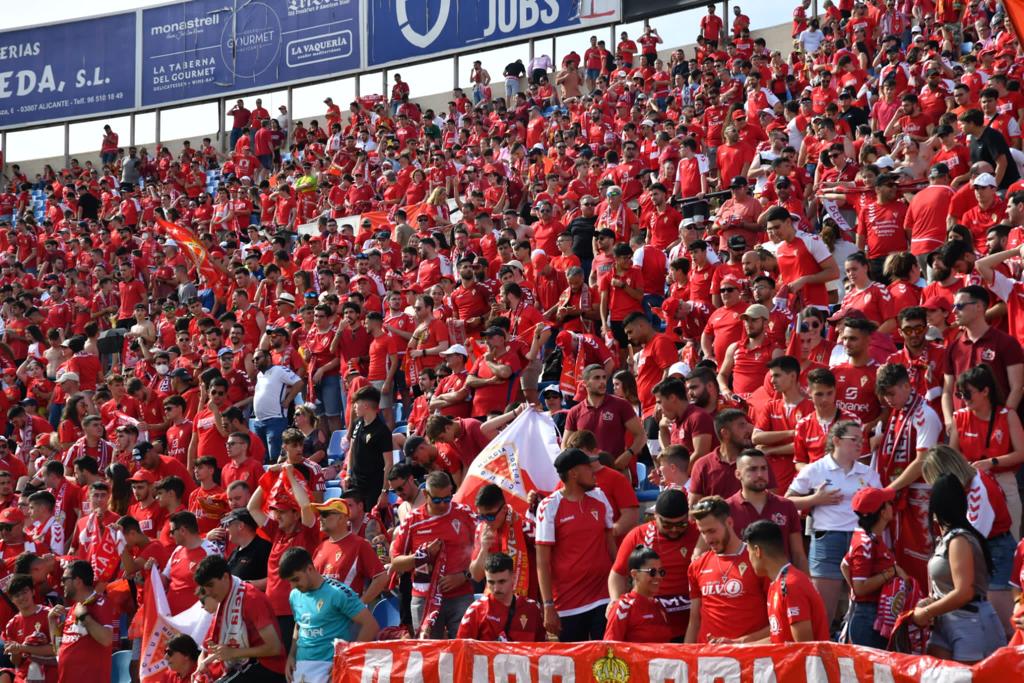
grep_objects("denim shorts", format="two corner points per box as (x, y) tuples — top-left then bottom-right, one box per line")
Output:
(928, 602), (1007, 662)
(988, 532), (1015, 590)
(318, 373), (343, 417)
(809, 530), (853, 580)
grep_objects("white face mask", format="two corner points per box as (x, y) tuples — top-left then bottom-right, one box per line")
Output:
(155, 364), (169, 376)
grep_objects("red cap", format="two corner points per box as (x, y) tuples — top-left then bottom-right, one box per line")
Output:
(555, 330), (574, 348)
(922, 295), (951, 313)
(129, 469), (158, 484)
(34, 434), (53, 450)
(851, 487), (896, 514)
(719, 276), (741, 289)
(0, 507), (25, 524)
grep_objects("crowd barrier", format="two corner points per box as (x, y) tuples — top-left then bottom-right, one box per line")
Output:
(332, 639), (1024, 682)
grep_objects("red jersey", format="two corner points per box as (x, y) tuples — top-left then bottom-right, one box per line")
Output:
(841, 529), (896, 603)
(605, 591), (673, 642)
(390, 503), (476, 599)
(856, 198), (909, 259)
(163, 543), (214, 614)
(754, 396), (814, 490)
(687, 544), (769, 643)
(767, 565), (830, 643)
(704, 302), (747, 365)
(776, 232), (832, 308)
(57, 593), (113, 683)
(312, 532), (385, 593)
(833, 361), (881, 425)
(3, 606), (57, 683)
(193, 408), (229, 468)
(635, 333), (679, 416)
(222, 457), (265, 489)
(535, 489), (613, 614)
(456, 594), (546, 641)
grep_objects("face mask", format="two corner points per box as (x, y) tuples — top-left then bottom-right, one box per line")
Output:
(155, 364), (169, 376)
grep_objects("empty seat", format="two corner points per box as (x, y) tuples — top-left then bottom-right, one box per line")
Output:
(327, 429), (347, 462)
(372, 595), (402, 629)
(111, 649), (132, 683)
(324, 486), (342, 500)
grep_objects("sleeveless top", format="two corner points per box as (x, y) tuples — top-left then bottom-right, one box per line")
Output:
(928, 527), (988, 602)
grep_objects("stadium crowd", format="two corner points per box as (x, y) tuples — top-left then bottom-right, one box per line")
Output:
(4, 0), (1024, 680)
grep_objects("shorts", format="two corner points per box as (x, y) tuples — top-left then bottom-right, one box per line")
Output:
(928, 602), (1007, 662)
(370, 379), (395, 409)
(586, 68), (600, 81)
(317, 373), (343, 417)
(258, 154), (273, 170)
(988, 532), (1015, 590)
(520, 357), (543, 393)
(294, 661), (331, 681)
(809, 530), (853, 580)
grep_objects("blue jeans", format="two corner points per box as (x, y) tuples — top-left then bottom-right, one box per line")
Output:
(253, 416), (288, 464)
(229, 127), (243, 149)
(848, 601), (887, 649)
(642, 294), (665, 330)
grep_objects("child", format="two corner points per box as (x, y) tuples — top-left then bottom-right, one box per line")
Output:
(1, 573), (58, 683)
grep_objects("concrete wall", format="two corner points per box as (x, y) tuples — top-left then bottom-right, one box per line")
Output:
(6, 20), (793, 179)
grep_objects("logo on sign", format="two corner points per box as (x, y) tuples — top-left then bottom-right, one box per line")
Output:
(221, 2), (282, 79)
(394, 0), (564, 49)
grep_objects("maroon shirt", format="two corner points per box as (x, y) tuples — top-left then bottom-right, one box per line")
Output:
(564, 394), (638, 458)
(689, 449), (778, 500)
(668, 403), (718, 453)
(726, 491), (802, 554)
(943, 325), (1024, 410)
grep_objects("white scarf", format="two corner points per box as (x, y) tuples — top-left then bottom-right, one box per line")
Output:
(217, 576), (250, 670)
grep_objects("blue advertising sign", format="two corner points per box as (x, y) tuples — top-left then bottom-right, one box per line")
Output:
(0, 13), (136, 128)
(141, 0), (361, 107)
(367, 0), (620, 68)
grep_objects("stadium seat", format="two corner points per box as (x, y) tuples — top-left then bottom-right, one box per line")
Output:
(111, 649), (132, 683)
(325, 479), (340, 488)
(393, 424), (408, 436)
(324, 486), (342, 500)
(372, 595), (401, 629)
(635, 462), (659, 503)
(327, 429), (346, 462)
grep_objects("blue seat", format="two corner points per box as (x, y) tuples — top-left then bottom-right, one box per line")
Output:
(324, 486), (342, 500)
(635, 462), (660, 503)
(327, 429), (346, 462)
(372, 595), (402, 629)
(111, 649), (132, 683)
(387, 491), (398, 505)
(325, 479), (341, 488)
(393, 424), (408, 436)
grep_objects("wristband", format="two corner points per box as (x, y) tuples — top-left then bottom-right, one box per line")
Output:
(543, 600), (555, 607)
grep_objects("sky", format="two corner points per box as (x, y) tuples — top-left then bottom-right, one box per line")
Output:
(2, 1), (782, 165)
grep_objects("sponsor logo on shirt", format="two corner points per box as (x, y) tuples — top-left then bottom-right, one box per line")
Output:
(701, 578), (744, 597)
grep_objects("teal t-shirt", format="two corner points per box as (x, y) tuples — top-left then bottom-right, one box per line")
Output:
(289, 578), (366, 661)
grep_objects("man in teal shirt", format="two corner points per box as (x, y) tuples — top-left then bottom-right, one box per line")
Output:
(281, 547), (379, 681)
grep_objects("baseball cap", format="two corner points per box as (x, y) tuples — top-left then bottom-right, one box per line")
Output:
(851, 487), (896, 514)
(668, 361), (689, 377)
(540, 386), (562, 398)
(276, 292), (296, 305)
(728, 235), (748, 251)
(168, 368), (192, 381)
(0, 508), (25, 524)
(132, 442), (153, 461)
(222, 508), (258, 528)
(742, 304), (771, 320)
(923, 295), (952, 312)
(129, 469), (158, 484)
(973, 172), (998, 188)
(505, 260), (525, 272)
(56, 372), (80, 384)
(875, 155), (896, 169)
(439, 344), (468, 357)
(217, 347), (234, 358)
(482, 326), (507, 338)
(310, 498), (350, 516)
(606, 185), (623, 197)
(553, 448), (597, 474)
(729, 176), (748, 189)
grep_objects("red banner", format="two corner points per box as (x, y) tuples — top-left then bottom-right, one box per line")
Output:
(1005, 0), (1024, 50)
(156, 217), (226, 288)
(333, 640), (1024, 682)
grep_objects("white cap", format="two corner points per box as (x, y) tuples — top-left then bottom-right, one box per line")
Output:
(760, 108), (775, 117)
(668, 361), (690, 377)
(440, 344), (468, 357)
(640, 119), (656, 127)
(875, 155), (895, 169)
(911, 24), (922, 32)
(164, 240), (178, 249)
(505, 259), (525, 272)
(973, 172), (998, 188)
(57, 372), (80, 384)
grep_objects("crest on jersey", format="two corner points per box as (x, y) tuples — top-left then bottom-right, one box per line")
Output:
(520, 614), (528, 629)
(982, 348), (996, 362)
(335, 552), (341, 561)
(739, 562), (748, 575)
(591, 510), (599, 521)
(994, 429), (1004, 443)
(861, 375), (868, 386)
(680, 547), (688, 558)
(316, 599), (324, 612)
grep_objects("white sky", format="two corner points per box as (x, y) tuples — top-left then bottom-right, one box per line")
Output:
(2, 1), (781, 164)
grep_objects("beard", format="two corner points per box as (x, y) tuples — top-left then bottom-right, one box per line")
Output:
(579, 480), (597, 492)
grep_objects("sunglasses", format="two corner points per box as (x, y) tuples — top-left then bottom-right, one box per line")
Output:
(318, 510), (339, 519)
(952, 301), (978, 310)
(900, 324), (927, 334)
(636, 568), (667, 577)
(719, 287), (737, 293)
(476, 504), (504, 522)
(657, 516), (689, 530)
(430, 495), (453, 504)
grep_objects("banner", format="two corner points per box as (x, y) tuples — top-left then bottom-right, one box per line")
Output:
(0, 13), (137, 127)
(141, 0), (361, 107)
(452, 409), (560, 515)
(139, 566), (213, 683)
(367, 0), (621, 68)
(333, 639), (1024, 683)
(1007, 0), (1024, 51)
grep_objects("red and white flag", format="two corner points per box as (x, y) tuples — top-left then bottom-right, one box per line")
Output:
(453, 410), (561, 515)
(139, 566), (213, 683)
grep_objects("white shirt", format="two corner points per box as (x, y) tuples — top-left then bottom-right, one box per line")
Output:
(253, 365), (302, 421)
(787, 456), (881, 531)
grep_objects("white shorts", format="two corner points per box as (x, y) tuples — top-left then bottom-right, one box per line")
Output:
(294, 660), (332, 681)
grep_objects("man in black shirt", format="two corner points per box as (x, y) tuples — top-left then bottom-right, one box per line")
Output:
(565, 196), (598, 277)
(838, 91), (868, 131)
(346, 386), (394, 508)
(960, 107), (1020, 190)
(77, 187), (100, 221)
(223, 508), (272, 588)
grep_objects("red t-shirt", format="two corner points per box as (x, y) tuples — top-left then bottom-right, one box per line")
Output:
(469, 349), (522, 417)
(856, 198), (909, 259)
(833, 361), (881, 425)
(604, 591), (673, 642)
(207, 582), (286, 674)
(767, 565), (829, 643)
(389, 503), (476, 599)
(367, 332), (398, 382)
(456, 594), (546, 641)
(222, 457), (266, 489)
(635, 333), (679, 416)
(58, 594), (114, 683)
(128, 499), (167, 537)
(842, 528), (896, 603)
(193, 408), (229, 468)
(164, 421), (193, 466)
(3, 606), (57, 683)
(312, 533), (385, 593)
(163, 543), (213, 614)
(598, 267), (644, 320)
(263, 518), (323, 615)
(687, 544), (769, 643)
(704, 302), (747, 365)
(535, 489), (613, 614)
